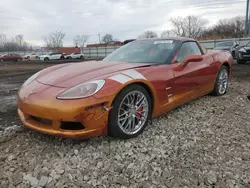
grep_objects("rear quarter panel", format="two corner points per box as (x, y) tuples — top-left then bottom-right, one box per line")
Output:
(206, 50), (233, 81)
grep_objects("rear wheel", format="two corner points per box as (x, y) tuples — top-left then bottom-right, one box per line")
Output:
(211, 65), (229, 96)
(108, 84), (152, 139)
(80, 56), (84, 59)
(44, 57), (49, 61)
(60, 56), (64, 60)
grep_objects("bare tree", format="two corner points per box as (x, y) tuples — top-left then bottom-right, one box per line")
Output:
(170, 16), (208, 38)
(161, 30), (175, 37)
(73, 34), (89, 52)
(0, 34), (7, 51)
(0, 34), (7, 46)
(102, 34), (113, 44)
(138, 31), (158, 39)
(44, 31), (65, 48)
(15, 34), (24, 48)
(201, 16), (245, 39)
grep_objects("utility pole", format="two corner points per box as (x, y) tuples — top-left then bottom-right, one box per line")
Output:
(98, 33), (101, 44)
(188, 16), (191, 38)
(246, 0), (250, 36)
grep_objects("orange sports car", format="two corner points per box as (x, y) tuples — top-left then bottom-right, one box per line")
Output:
(18, 37), (233, 139)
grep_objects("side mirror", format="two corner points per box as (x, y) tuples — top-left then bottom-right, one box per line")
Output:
(182, 55), (203, 67)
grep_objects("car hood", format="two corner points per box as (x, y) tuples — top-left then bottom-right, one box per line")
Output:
(36, 61), (151, 88)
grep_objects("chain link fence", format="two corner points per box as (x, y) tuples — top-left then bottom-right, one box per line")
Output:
(1, 37), (250, 59)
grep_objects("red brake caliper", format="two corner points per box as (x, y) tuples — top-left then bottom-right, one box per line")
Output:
(136, 107), (143, 118)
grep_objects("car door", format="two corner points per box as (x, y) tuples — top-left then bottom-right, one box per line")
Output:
(71, 53), (76, 59)
(171, 41), (211, 106)
(9, 54), (15, 61)
(57, 53), (62, 59)
(51, 53), (57, 60)
(13, 54), (19, 61)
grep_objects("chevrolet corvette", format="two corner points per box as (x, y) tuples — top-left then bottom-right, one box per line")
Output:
(18, 37), (233, 139)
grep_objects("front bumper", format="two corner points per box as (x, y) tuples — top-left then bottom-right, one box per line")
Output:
(18, 109), (105, 139)
(17, 82), (110, 139)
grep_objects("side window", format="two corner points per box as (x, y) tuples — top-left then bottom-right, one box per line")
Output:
(176, 42), (202, 63)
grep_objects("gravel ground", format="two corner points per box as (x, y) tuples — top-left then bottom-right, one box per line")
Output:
(0, 61), (250, 188)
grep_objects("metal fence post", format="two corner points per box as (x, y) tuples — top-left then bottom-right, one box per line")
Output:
(97, 47), (98, 59)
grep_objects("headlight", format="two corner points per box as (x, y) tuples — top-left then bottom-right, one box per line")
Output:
(22, 71), (41, 87)
(57, 80), (105, 99)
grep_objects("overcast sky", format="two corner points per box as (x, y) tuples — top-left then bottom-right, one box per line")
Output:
(0, 0), (246, 46)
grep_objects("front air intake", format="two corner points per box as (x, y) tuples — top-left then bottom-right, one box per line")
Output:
(60, 121), (85, 130)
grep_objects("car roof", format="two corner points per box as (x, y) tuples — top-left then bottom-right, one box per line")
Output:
(137, 37), (195, 42)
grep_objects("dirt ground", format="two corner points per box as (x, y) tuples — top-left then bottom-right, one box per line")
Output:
(0, 61), (250, 188)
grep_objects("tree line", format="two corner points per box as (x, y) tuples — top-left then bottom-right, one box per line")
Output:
(138, 16), (245, 40)
(0, 34), (33, 52)
(0, 15), (245, 52)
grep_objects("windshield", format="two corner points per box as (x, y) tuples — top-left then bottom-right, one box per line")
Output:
(216, 41), (233, 47)
(103, 39), (180, 64)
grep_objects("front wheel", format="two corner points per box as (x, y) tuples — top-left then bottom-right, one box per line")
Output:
(211, 65), (229, 96)
(60, 56), (64, 60)
(80, 56), (84, 59)
(108, 84), (152, 139)
(232, 51), (235, 58)
(44, 57), (49, 61)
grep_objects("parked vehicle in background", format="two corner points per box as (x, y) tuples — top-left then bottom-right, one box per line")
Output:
(39, 52), (65, 61)
(23, 53), (39, 60)
(213, 40), (239, 58)
(65, 52), (84, 59)
(236, 41), (250, 64)
(0, 54), (23, 62)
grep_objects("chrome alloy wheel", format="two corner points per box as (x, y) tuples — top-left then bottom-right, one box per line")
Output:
(218, 68), (228, 95)
(117, 91), (149, 135)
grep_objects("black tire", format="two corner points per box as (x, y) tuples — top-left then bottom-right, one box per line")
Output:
(237, 59), (246, 64)
(60, 56), (64, 60)
(232, 51), (235, 58)
(27, 56), (30, 60)
(211, 65), (229, 96)
(80, 56), (84, 59)
(67, 56), (72, 59)
(44, 57), (49, 61)
(108, 84), (152, 139)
